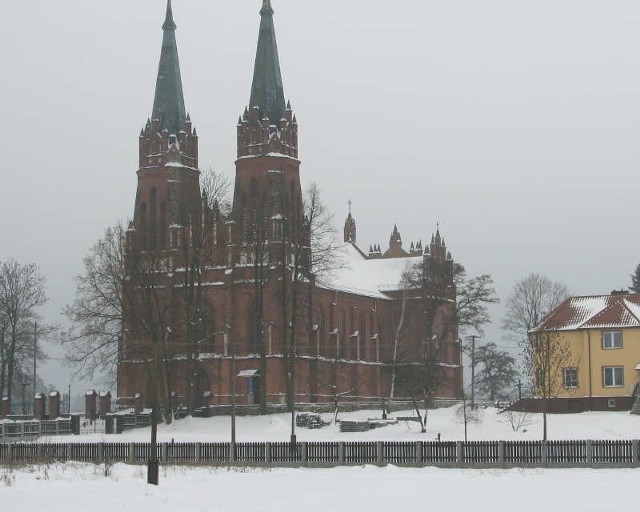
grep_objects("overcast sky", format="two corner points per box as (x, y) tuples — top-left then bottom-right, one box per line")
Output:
(2, 0), (640, 392)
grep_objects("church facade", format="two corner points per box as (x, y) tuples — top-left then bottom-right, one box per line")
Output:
(117, 1), (463, 411)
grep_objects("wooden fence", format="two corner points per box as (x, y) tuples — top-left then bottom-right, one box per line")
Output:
(0, 440), (638, 468)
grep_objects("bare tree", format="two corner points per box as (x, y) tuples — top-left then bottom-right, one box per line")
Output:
(0, 259), (48, 403)
(528, 330), (575, 440)
(304, 182), (345, 280)
(200, 168), (232, 216)
(454, 264), (500, 336)
(502, 272), (569, 342)
(62, 223), (127, 384)
(502, 272), (571, 440)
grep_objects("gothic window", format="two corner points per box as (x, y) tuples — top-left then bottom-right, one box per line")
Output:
(359, 314), (366, 361)
(149, 187), (158, 250)
(271, 217), (283, 241)
(339, 310), (346, 359)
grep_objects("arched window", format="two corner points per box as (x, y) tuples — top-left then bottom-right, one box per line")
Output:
(149, 187), (158, 250)
(339, 310), (346, 359)
(359, 314), (366, 361)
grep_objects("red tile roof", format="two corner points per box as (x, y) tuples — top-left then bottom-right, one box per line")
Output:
(534, 293), (640, 331)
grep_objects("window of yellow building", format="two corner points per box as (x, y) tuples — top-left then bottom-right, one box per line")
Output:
(603, 366), (624, 387)
(563, 368), (578, 389)
(602, 331), (622, 349)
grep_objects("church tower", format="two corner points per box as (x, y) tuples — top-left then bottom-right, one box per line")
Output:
(231, 0), (303, 266)
(132, 0), (201, 252)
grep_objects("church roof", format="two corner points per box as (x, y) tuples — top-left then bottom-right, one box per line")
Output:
(534, 293), (640, 331)
(249, 0), (286, 125)
(318, 243), (422, 299)
(151, 0), (187, 135)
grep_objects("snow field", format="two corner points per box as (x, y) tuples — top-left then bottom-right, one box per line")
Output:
(0, 462), (637, 512)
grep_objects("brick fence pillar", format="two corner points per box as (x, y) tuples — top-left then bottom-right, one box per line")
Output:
(49, 391), (61, 419)
(85, 390), (98, 420)
(34, 393), (46, 420)
(456, 442), (463, 466)
(415, 441), (423, 465)
(0, 396), (9, 418)
(632, 440), (639, 467)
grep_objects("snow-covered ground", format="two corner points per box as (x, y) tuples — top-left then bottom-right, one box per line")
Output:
(1, 462), (638, 511)
(3, 408), (640, 508)
(43, 405), (640, 444)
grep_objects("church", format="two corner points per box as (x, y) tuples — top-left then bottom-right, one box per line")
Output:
(117, 0), (463, 412)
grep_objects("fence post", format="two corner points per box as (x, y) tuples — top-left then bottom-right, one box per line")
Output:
(67, 443), (73, 463)
(586, 440), (593, 467)
(632, 440), (639, 467)
(229, 442), (236, 464)
(301, 442), (308, 466)
(8, 443), (13, 464)
(128, 443), (135, 464)
(498, 441), (505, 466)
(265, 442), (271, 465)
(162, 443), (169, 463)
(195, 443), (201, 464)
(456, 442), (463, 467)
(541, 441), (548, 467)
(376, 442), (384, 465)
(338, 442), (345, 465)
(37, 443), (43, 463)
(415, 441), (423, 466)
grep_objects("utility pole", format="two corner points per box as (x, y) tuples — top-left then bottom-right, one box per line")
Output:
(227, 326), (236, 446)
(32, 321), (37, 409)
(468, 335), (478, 409)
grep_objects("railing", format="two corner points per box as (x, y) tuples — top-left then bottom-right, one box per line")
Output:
(0, 419), (73, 441)
(0, 440), (638, 468)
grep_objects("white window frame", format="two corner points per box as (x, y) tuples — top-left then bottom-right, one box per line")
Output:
(563, 367), (578, 389)
(602, 331), (622, 349)
(603, 366), (624, 387)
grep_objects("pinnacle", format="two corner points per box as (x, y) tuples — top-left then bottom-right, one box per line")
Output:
(163, 0), (177, 31)
(261, 0), (274, 16)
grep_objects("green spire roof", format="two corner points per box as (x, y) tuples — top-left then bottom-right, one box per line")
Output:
(249, 0), (286, 125)
(152, 0), (186, 135)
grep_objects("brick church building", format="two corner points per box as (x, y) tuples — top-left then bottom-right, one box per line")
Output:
(117, 1), (463, 410)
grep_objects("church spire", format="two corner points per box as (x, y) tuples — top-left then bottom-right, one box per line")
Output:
(249, 0), (286, 125)
(152, 0), (186, 135)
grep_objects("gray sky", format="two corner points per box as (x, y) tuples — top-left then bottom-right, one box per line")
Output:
(2, 0), (639, 392)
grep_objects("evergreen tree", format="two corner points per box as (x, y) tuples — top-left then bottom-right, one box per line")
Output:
(475, 342), (517, 401)
(631, 263), (640, 293)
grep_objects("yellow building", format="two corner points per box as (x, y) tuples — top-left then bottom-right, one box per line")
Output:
(531, 292), (640, 412)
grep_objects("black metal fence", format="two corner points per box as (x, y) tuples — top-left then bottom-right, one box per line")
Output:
(0, 439), (638, 468)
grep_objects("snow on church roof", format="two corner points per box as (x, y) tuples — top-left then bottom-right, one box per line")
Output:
(317, 243), (422, 299)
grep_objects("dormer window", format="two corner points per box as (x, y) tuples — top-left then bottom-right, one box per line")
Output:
(169, 135), (177, 145)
